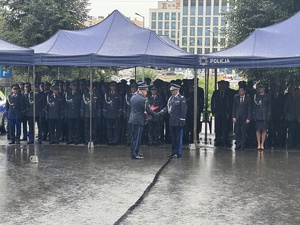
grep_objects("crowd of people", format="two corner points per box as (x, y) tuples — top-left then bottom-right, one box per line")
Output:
(5, 76), (299, 153)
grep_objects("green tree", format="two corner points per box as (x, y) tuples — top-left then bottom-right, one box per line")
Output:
(0, 0), (90, 47)
(133, 68), (157, 82)
(225, 0), (300, 88)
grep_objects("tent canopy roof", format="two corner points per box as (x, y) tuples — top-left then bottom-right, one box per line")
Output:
(0, 38), (34, 66)
(198, 11), (300, 69)
(32, 10), (195, 68)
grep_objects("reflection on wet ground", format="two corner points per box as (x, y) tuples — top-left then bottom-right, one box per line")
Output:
(0, 143), (300, 225)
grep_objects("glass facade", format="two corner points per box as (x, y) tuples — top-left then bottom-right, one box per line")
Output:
(165, 12), (170, 20)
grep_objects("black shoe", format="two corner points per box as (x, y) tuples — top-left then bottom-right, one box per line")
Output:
(74, 142), (79, 145)
(49, 141), (56, 144)
(21, 138), (27, 141)
(132, 155), (144, 159)
(55, 141), (59, 144)
(38, 141), (42, 144)
(171, 154), (180, 158)
(84, 142), (88, 145)
(27, 141), (34, 144)
(9, 141), (15, 144)
(235, 146), (241, 151)
(138, 153), (144, 157)
(66, 141), (73, 145)
(16, 141), (20, 144)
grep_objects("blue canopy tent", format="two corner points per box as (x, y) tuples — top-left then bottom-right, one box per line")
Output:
(0, 39), (34, 66)
(32, 10), (195, 68)
(197, 11), (300, 69)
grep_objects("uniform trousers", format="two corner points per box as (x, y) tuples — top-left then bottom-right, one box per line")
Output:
(148, 120), (160, 145)
(235, 118), (247, 148)
(9, 118), (21, 142)
(170, 126), (184, 156)
(130, 124), (143, 158)
(49, 119), (61, 142)
(84, 118), (97, 143)
(106, 118), (119, 144)
(126, 121), (132, 145)
(215, 113), (229, 145)
(28, 116), (43, 143)
(68, 118), (80, 143)
(21, 116), (28, 140)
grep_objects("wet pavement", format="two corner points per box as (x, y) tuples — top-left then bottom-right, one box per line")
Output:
(0, 134), (300, 225)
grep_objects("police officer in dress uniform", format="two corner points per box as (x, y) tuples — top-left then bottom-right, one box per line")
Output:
(27, 83), (45, 144)
(6, 84), (25, 144)
(21, 82), (31, 141)
(65, 80), (81, 145)
(232, 86), (251, 150)
(81, 81), (98, 145)
(159, 83), (187, 158)
(103, 81), (122, 145)
(46, 84), (63, 144)
(129, 84), (156, 159)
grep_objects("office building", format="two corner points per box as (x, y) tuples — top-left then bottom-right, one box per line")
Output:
(150, 0), (230, 54)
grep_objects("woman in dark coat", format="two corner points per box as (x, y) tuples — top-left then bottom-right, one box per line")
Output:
(253, 83), (271, 150)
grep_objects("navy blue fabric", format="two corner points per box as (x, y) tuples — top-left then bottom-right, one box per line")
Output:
(0, 39), (34, 66)
(198, 11), (300, 69)
(32, 10), (195, 68)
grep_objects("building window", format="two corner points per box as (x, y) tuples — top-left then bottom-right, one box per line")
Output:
(205, 38), (210, 46)
(190, 37), (195, 46)
(191, 0), (196, 6)
(189, 48), (195, 54)
(158, 30), (162, 35)
(205, 17), (211, 26)
(198, 0), (204, 6)
(183, 6), (188, 15)
(221, 17), (226, 26)
(198, 17), (203, 26)
(205, 28), (211, 36)
(158, 21), (162, 29)
(206, 0), (211, 6)
(197, 27), (203, 36)
(197, 37), (202, 46)
(189, 17), (195, 26)
(171, 12), (176, 20)
(183, 0), (188, 6)
(222, 0), (227, 6)
(190, 27), (195, 36)
(178, 13), (180, 20)
(182, 47), (187, 51)
(205, 48), (210, 54)
(198, 6), (203, 15)
(214, 6), (219, 15)
(191, 0), (196, 15)
(165, 22), (169, 29)
(151, 22), (156, 29)
(151, 12), (156, 20)
(213, 17), (219, 26)
(197, 48), (202, 54)
(206, 6), (211, 15)
(171, 31), (176, 38)
(162, 3), (167, 9)
(182, 27), (187, 36)
(171, 22), (176, 29)
(214, 0), (220, 6)
(164, 31), (169, 36)
(183, 17), (188, 26)
(182, 37), (187, 46)
(165, 12), (170, 20)
(158, 12), (163, 20)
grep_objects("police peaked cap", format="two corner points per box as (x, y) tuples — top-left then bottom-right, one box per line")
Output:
(71, 80), (78, 86)
(44, 81), (51, 87)
(11, 84), (20, 89)
(138, 84), (149, 91)
(24, 82), (31, 87)
(50, 84), (59, 90)
(169, 83), (181, 91)
(130, 82), (138, 87)
(150, 85), (158, 90)
(136, 81), (145, 86)
(109, 81), (117, 86)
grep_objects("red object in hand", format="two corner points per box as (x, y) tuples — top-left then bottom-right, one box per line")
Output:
(150, 106), (159, 111)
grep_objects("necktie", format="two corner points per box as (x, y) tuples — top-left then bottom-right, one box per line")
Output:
(240, 96), (244, 103)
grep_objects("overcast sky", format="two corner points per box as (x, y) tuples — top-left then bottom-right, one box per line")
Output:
(89, 0), (159, 27)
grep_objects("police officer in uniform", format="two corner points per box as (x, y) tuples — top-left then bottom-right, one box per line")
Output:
(6, 84), (25, 144)
(65, 80), (81, 145)
(159, 83), (187, 158)
(129, 84), (156, 159)
(103, 81), (122, 145)
(46, 84), (63, 144)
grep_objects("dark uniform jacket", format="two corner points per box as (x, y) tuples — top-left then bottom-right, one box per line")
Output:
(129, 93), (155, 125)
(161, 94), (187, 126)
(6, 93), (25, 120)
(123, 92), (135, 120)
(211, 90), (231, 116)
(284, 96), (300, 122)
(232, 94), (252, 121)
(183, 87), (204, 117)
(271, 92), (285, 120)
(65, 90), (82, 118)
(46, 93), (63, 119)
(103, 91), (122, 119)
(26, 91), (45, 117)
(253, 93), (272, 121)
(80, 91), (98, 118)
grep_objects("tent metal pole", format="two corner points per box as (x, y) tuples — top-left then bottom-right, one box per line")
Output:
(30, 66), (38, 163)
(134, 67), (137, 81)
(214, 68), (217, 90)
(27, 66), (30, 82)
(193, 68), (198, 145)
(88, 67), (94, 148)
(204, 68), (209, 144)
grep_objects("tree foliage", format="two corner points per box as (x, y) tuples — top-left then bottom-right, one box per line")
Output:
(225, 0), (300, 88)
(0, 0), (90, 47)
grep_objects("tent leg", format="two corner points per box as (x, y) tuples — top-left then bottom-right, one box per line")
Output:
(214, 68), (217, 91)
(204, 68), (209, 145)
(88, 67), (94, 149)
(30, 66), (38, 163)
